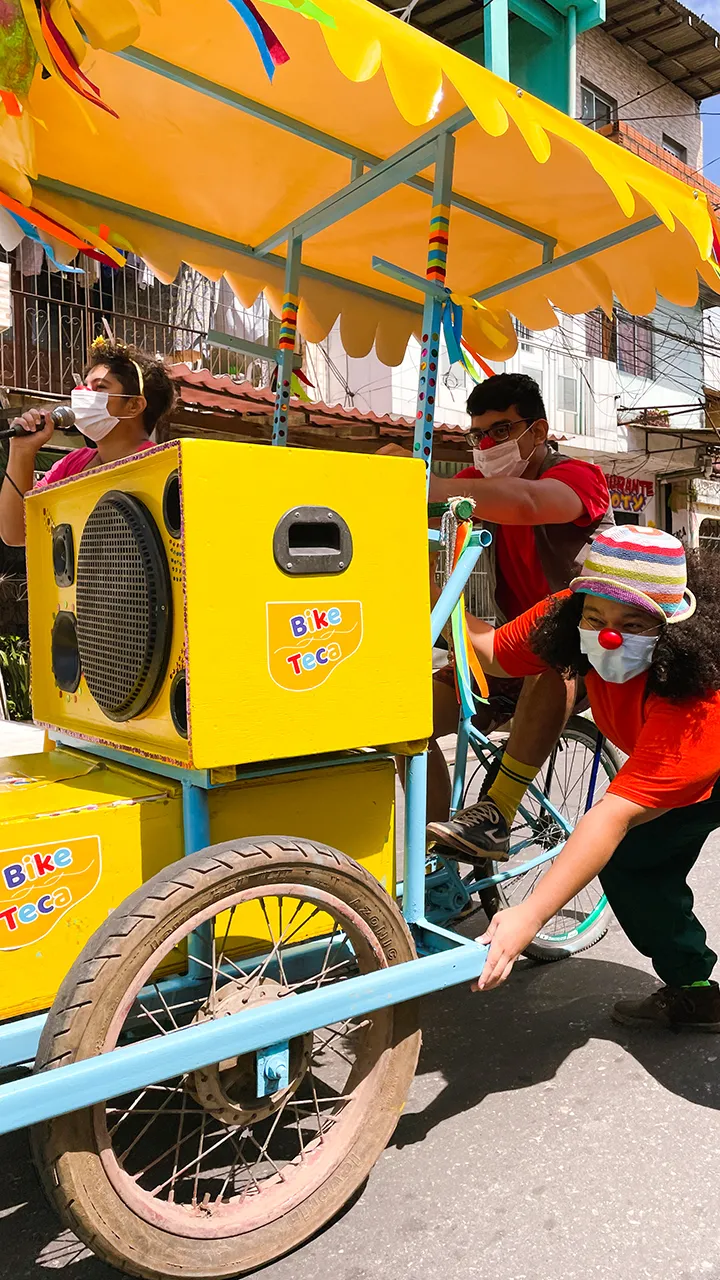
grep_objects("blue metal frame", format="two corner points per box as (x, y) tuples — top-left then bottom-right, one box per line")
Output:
(413, 130), (455, 476)
(0, 78), (660, 1142)
(0, 941), (487, 1135)
(272, 234), (302, 444)
(182, 783), (213, 979)
(114, 49), (556, 252)
(206, 328), (302, 367)
(255, 111), (472, 256)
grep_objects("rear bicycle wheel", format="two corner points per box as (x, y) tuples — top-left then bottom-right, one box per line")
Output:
(31, 837), (420, 1279)
(482, 716), (620, 961)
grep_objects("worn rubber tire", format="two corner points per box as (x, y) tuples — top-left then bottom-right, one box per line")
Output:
(31, 837), (421, 1279)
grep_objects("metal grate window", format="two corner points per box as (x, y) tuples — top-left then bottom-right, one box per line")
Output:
(699, 518), (720, 552)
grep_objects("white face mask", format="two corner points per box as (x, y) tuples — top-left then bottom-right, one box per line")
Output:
(579, 628), (659, 684)
(472, 426), (533, 479)
(70, 388), (122, 442)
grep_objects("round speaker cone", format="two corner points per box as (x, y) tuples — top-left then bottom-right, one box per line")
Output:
(170, 670), (188, 738)
(76, 491), (172, 721)
(51, 611), (81, 693)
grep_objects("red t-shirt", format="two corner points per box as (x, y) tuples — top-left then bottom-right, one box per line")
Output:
(493, 593), (720, 810)
(456, 458), (609, 620)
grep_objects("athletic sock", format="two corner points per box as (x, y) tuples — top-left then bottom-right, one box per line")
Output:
(487, 752), (540, 826)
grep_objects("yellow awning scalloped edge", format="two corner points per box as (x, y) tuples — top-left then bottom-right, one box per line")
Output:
(0, 0), (718, 366)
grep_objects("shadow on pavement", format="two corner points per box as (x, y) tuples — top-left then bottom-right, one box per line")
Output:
(392, 950), (720, 1149)
(2, 951), (719, 1277)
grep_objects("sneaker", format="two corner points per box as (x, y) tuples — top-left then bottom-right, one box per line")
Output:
(427, 799), (511, 865)
(611, 983), (720, 1032)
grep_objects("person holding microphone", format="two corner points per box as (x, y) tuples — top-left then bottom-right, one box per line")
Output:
(0, 339), (174, 546)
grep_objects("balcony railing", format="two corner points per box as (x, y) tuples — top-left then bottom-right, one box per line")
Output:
(0, 252), (275, 399)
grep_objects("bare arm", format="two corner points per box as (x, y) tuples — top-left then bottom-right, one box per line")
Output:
(476, 794), (666, 989)
(429, 472), (584, 526)
(0, 410), (55, 546)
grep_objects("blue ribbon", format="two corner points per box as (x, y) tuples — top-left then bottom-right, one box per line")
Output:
(441, 293), (463, 367)
(10, 212), (85, 275)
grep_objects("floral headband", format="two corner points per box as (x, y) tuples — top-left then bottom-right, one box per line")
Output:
(90, 335), (145, 396)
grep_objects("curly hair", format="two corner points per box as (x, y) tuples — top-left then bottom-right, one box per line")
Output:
(466, 372), (546, 423)
(85, 339), (175, 433)
(529, 547), (720, 700)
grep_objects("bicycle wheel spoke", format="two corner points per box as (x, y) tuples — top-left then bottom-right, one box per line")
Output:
(114, 1077), (187, 1156)
(152, 1126), (237, 1198)
(90, 862), (409, 1250)
(490, 728), (614, 946)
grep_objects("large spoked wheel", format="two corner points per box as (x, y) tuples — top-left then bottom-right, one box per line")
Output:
(479, 717), (620, 961)
(31, 838), (420, 1280)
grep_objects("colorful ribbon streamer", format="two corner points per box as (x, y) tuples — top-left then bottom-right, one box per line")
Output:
(18, 0), (117, 120)
(225, 0), (290, 79)
(449, 518), (489, 714)
(260, 0), (335, 26)
(9, 210), (84, 272)
(439, 292), (497, 384)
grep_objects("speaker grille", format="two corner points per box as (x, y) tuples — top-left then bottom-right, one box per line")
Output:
(76, 491), (172, 721)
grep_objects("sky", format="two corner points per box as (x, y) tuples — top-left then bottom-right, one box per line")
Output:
(687, 0), (720, 183)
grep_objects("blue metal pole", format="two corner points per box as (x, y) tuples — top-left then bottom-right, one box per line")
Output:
(182, 782), (213, 980)
(0, 942), (487, 1135)
(473, 216), (662, 303)
(413, 130), (456, 478)
(431, 534), (492, 643)
(451, 716), (471, 816)
(584, 732), (605, 813)
(403, 751), (429, 924)
(255, 111), (471, 256)
(484, 0), (510, 79)
(272, 234), (302, 446)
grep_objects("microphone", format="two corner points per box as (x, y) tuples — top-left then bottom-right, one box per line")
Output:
(0, 406), (76, 440)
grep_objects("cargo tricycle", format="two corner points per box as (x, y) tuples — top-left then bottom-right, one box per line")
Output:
(0, 0), (717, 1273)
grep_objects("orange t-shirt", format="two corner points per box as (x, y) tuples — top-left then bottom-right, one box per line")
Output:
(493, 592), (720, 810)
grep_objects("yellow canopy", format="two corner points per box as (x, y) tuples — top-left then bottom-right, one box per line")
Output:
(2, 0), (719, 364)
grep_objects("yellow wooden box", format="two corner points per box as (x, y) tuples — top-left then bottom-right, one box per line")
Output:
(0, 747), (395, 1020)
(26, 440), (432, 770)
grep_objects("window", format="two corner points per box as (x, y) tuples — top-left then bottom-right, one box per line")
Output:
(556, 356), (581, 434)
(580, 80), (617, 131)
(585, 309), (615, 361)
(700, 518), (720, 552)
(520, 366), (542, 394)
(616, 310), (652, 378)
(662, 134), (687, 163)
(515, 320), (532, 350)
(585, 307), (652, 378)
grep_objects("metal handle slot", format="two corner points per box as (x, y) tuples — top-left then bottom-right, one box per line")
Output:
(274, 507), (353, 576)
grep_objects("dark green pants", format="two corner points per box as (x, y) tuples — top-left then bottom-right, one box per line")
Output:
(599, 784), (720, 987)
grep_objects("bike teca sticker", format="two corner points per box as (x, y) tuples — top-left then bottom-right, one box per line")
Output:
(267, 601), (363, 691)
(0, 835), (102, 949)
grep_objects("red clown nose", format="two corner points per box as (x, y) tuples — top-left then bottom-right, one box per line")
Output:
(598, 628), (623, 650)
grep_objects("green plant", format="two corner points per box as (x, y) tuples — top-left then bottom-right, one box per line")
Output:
(0, 634), (31, 721)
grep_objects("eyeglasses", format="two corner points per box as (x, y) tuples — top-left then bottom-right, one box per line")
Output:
(579, 616), (662, 638)
(467, 417), (534, 447)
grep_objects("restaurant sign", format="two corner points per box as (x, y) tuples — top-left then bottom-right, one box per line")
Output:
(605, 474), (654, 514)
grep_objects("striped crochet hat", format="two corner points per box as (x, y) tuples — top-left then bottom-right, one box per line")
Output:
(570, 525), (696, 624)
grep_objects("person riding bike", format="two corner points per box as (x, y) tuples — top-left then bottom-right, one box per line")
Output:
(424, 372), (613, 859)
(431, 524), (720, 1032)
